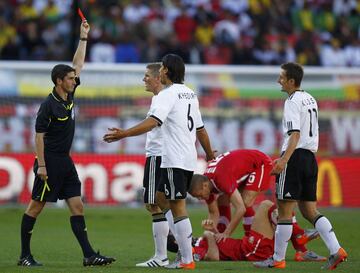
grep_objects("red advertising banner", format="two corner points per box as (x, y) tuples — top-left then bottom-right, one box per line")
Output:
(0, 154), (359, 207)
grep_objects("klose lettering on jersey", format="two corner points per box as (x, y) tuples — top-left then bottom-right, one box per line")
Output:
(178, 93), (196, 99)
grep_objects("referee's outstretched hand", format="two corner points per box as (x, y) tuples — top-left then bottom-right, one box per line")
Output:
(103, 127), (126, 143)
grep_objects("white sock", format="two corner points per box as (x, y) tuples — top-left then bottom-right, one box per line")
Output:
(273, 223), (292, 261)
(165, 210), (176, 236)
(174, 217), (193, 264)
(153, 220), (169, 260)
(315, 216), (341, 255)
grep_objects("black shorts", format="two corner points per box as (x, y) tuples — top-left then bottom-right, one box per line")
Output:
(275, 149), (318, 201)
(143, 156), (162, 204)
(32, 153), (81, 202)
(159, 168), (194, 200)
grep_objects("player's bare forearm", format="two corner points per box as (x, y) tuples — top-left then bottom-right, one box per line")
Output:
(271, 132), (300, 174)
(196, 128), (216, 161)
(225, 191), (246, 236)
(73, 21), (90, 76)
(203, 231), (220, 261)
(281, 131), (300, 162)
(103, 117), (158, 143)
(207, 201), (220, 230)
(35, 133), (47, 180)
(125, 117), (158, 137)
(35, 133), (45, 166)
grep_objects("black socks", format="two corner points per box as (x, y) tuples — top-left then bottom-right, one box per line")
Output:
(20, 214), (36, 258)
(70, 215), (95, 258)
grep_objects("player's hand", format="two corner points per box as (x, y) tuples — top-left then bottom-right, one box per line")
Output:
(37, 166), (48, 181)
(206, 150), (217, 162)
(80, 20), (90, 37)
(103, 127), (127, 143)
(270, 157), (287, 175)
(214, 231), (230, 242)
(201, 219), (216, 231)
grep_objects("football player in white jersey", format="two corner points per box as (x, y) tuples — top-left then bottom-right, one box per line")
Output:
(103, 54), (215, 269)
(254, 62), (347, 270)
(134, 63), (174, 268)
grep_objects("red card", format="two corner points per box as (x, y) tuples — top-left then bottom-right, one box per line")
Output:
(77, 8), (86, 21)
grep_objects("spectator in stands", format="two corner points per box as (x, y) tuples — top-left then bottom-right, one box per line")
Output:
(90, 36), (115, 63)
(20, 20), (46, 60)
(42, 0), (61, 23)
(213, 9), (239, 45)
(320, 39), (346, 67)
(333, 0), (357, 16)
(344, 37), (360, 67)
(173, 7), (196, 45)
(115, 34), (140, 63)
(123, 0), (150, 24)
(18, 0), (38, 21)
(276, 39), (296, 64)
(253, 38), (279, 65)
(0, 17), (16, 53)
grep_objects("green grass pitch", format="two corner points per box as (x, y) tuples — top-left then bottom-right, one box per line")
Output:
(0, 206), (359, 273)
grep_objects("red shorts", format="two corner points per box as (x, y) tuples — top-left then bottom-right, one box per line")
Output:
(217, 237), (243, 261)
(193, 237), (244, 261)
(242, 160), (273, 192)
(193, 239), (208, 261)
(193, 230), (274, 261)
(240, 230), (274, 261)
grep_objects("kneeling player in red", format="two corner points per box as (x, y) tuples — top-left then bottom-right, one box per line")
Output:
(189, 149), (325, 261)
(192, 200), (277, 262)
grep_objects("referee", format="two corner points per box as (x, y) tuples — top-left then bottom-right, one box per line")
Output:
(18, 21), (115, 267)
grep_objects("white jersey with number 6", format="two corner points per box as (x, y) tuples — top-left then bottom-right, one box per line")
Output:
(281, 90), (319, 153)
(150, 83), (204, 171)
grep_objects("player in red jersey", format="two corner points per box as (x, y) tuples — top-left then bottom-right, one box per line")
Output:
(189, 149), (273, 241)
(189, 149), (325, 261)
(193, 200), (276, 262)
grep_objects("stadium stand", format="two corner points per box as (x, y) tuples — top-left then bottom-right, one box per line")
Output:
(0, 0), (359, 66)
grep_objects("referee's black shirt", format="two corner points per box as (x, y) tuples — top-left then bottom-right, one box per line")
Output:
(35, 77), (80, 155)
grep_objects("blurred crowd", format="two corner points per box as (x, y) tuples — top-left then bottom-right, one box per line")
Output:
(0, 0), (360, 66)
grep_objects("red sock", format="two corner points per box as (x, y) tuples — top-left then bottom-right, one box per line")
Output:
(243, 207), (255, 236)
(217, 205), (231, 233)
(291, 214), (307, 252)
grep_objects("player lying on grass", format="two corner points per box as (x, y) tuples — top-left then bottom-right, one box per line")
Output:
(189, 149), (324, 261)
(168, 200), (324, 262)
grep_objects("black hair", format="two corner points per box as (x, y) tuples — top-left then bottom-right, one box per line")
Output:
(281, 62), (304, 87)
(51, 64), (75, 85)
(161, 54), (185, 84)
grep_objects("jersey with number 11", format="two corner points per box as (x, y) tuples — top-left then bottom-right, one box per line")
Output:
(281, 90), (319, 153)
(150, 83), (204, 171)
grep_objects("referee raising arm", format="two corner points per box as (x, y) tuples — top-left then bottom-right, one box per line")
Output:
(18, 20), (115, 267)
